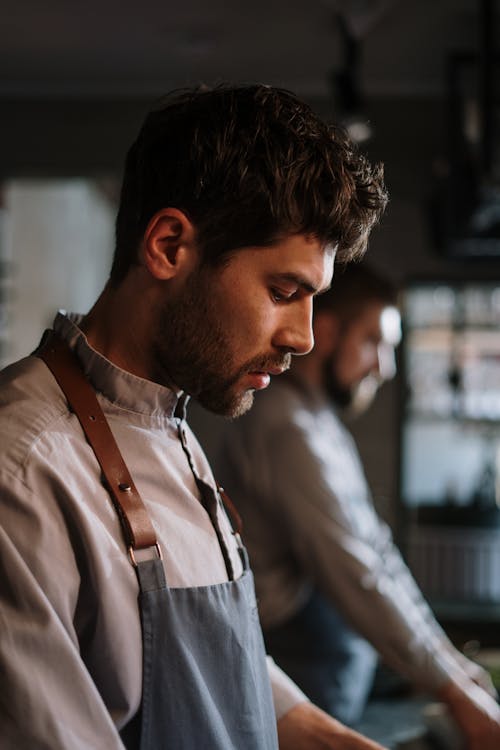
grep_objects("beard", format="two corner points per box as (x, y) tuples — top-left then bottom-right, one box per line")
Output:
(323, 354), (381, 415)
(322, 354), (354, 409)
(151, 267), (291, 418)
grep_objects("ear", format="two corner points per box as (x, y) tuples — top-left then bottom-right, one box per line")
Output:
(141, 208), (198, 280)
(312, 311), (341, 357)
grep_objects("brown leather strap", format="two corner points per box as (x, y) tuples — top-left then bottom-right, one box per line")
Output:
(37, 332), (158, 553)
(217, 485), (243, 537)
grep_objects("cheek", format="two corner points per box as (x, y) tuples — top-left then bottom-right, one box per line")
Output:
(231, 299), (273, 350)
(339, 343), (369, 380)
(358, 343), (379, 372)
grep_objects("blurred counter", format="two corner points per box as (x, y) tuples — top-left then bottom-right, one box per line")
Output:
(355, 694), (467, 749)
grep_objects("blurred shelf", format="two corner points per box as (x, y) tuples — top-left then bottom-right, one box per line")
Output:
(431, 600), (500, 623)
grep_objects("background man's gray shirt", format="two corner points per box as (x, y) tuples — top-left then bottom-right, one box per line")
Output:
(216, 376), (470, 695)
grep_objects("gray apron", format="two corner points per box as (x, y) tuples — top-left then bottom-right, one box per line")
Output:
(37, 334), (279, 750)
(133, 550), (278, 749)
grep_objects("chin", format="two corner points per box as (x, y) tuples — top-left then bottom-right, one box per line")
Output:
(198, 388), (255, 419)
(225, 390), (255, 419)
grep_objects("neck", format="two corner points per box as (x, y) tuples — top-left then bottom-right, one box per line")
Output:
(80, 271), (159, 380)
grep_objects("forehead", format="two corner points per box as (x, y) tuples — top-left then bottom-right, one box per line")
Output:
(350, 300), (401, 342)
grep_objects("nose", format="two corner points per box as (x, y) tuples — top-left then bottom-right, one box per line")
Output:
(273, 298), (314, 355)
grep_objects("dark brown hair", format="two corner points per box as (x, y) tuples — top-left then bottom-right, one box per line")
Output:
(314, 262), (398, 321)
(111, 84), (388, 284)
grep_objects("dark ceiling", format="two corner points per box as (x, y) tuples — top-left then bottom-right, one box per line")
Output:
(0, 0), (492, 100)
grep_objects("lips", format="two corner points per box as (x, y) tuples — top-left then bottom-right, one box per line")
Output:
(242, 355), (290, 392)
(244, 364), (288, 391)
(245, 372), (271, 390)
(265, 366), (286, 376)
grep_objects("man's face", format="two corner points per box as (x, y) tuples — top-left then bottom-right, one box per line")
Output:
(152, 234), (334, 417)
(324, 300), (401, 410)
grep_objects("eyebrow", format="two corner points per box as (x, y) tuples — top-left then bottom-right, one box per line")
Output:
(271, 272), (331, 296)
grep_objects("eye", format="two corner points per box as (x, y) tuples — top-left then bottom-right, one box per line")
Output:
(271, 288), (285, 302)
(270, 287), (298, 303)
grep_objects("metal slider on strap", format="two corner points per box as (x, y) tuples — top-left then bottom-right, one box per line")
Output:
(128, 542), (163, 568)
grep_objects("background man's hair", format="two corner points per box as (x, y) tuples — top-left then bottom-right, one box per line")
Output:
(314, 262), (398, 321)
(111, 84), (388, 284)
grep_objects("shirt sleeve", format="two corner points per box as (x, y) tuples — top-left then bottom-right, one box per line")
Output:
(262, 416), (467, 694)
(0, 469), (127, 750)
(266, 656), (309, 719)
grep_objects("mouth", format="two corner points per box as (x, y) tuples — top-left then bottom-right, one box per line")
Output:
(244, 365), (288, 391)
(265, 366), (286, 376)
(245, 371), (271, 390)
(242, 355), (291, 392)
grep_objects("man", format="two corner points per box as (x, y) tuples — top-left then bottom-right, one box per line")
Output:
(0, 86), (388, 749)
(215, 263), (500, 750)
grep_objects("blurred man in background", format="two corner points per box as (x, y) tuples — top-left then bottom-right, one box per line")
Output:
(216, 262), (500, 750)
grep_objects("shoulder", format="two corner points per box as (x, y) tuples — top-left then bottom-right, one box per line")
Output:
(0, 355), (70, 480)
(217, 379), (318, 477)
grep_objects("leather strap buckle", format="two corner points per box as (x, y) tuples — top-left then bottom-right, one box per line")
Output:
(128, 542), (163, 568)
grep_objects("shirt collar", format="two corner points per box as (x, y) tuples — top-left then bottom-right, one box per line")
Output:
(52, 311), (188, 419)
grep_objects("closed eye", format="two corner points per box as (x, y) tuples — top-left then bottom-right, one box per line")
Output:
(270, 287), (299, 303)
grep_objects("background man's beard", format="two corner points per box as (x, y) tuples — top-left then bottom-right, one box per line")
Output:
(323, 356), (381, 415)
(323, 355), (353, 409)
